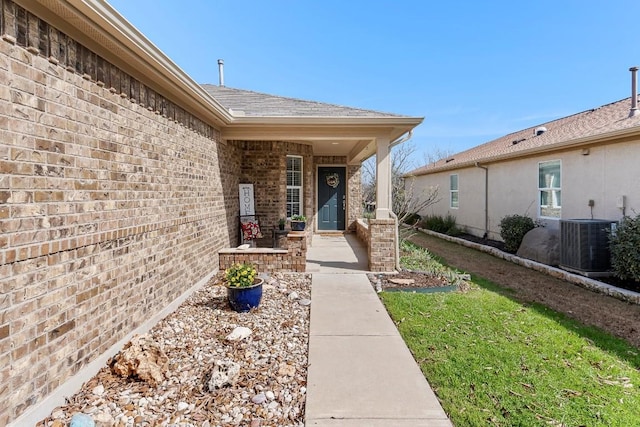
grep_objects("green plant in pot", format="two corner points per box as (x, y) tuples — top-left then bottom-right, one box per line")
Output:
(291, 215), (307, 231)
(278, 217), (286, 230)
(224, 262), (263, 312)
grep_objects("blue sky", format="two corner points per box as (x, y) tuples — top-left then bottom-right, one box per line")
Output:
(107, 0), (639, 166)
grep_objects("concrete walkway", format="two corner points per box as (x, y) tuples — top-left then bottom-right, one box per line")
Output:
(305, 234), (452, 426)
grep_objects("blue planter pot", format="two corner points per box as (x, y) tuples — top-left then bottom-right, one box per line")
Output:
(226, 279), (264, 312)
(291, 221), (306, 231)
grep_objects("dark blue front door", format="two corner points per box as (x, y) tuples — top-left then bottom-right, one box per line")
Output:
(317, 167), (346, 231)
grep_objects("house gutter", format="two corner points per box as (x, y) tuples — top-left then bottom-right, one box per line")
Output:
(475, 162), (489, 239)
(389, 130), (413, 148)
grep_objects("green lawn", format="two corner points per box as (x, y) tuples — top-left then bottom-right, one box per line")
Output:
(381, 243), (640, 426)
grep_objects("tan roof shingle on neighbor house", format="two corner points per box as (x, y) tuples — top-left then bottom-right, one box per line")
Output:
(409, 95), (640, 176)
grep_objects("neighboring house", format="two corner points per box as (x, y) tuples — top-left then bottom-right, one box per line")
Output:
(0, 0), (422, 424)
(406, 79), (640, 241)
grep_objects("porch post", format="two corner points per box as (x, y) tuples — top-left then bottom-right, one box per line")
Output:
(375, 137), (391, 219)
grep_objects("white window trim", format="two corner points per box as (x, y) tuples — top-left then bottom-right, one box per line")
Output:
(450, 174), (459, 209)
(286, 155), (303, 219)
(538, 159), (561, 219)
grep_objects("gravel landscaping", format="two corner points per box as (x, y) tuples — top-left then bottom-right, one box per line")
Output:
(37, 272), (312, 427)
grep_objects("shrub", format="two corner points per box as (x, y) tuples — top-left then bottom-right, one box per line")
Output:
(420, 214), (461, 236)
(609, 215), (640, 282)
(499, 214), (537, 252)
(403, 212), (422, 225)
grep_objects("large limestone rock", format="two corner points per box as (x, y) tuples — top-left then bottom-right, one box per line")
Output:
(517, 227), (560, 266)
(111, 334), (168, 385)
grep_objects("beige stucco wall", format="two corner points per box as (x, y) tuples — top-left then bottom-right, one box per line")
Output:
(410, 139), (640, 240)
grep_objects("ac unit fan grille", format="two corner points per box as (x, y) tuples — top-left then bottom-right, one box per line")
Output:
(560, 220), (613, 272)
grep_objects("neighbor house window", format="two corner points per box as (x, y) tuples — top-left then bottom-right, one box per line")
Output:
(539, 160), (561, 218)
(450, 174), (459, 208)
(287, 155), (303, 218)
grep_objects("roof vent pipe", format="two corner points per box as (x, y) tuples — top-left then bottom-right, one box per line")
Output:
(218, 59), (225, 87)
(629, 66), (638, 117)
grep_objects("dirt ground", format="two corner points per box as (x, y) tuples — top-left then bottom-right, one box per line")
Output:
(375, 271), (449, 289)
(406, 232), (640, 349)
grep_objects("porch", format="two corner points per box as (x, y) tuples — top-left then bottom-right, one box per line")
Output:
(206, 85), (422, 274)
(219, 223), (397, 273)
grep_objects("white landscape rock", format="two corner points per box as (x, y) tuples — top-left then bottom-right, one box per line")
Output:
(389, 278), (415, 285)
(91, 384), (104, 396)
(207, 360), (241, 390)
(92, 411), (114, 427)
(226, 326), (252, 341)
(251, 392), (267, 404)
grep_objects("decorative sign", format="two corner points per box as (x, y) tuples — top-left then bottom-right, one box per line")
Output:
(325, 173), (340, 188)
(239, 184), (255, 216)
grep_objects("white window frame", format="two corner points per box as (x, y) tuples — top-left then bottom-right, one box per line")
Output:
(538, 159), (561, 219)
(286, 155), (303, 219)
(450, 174), (459, 209)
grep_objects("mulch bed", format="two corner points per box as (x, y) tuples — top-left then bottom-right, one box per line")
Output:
(379, 271), (448, 289)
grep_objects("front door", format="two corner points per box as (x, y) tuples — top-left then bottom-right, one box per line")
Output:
(317, 166), (346, 231)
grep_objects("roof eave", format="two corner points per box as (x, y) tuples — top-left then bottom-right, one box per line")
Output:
(408, 125), (640, 177)
(228, 115), (423, 126)
(222, 116), (423, 141)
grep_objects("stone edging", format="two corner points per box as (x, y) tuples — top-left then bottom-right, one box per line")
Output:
(415, 228), (640, 305)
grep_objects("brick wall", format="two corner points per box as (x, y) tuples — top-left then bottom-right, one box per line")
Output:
(367, 218), (397, 272)
(0, 4), (240, 422)
(355, 218), (371, 248)
(235, 140), (313, 242)
(355, 218), (398, 272)
(347, 165), (361, 230)
(219, 232), (307, 273)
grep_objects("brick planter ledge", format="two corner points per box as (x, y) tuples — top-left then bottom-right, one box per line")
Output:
(219, 232), (307, 273)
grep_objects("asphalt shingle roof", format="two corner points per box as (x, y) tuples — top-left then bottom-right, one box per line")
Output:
(201, 84), (407, 118)
(410, 96), (640, 176)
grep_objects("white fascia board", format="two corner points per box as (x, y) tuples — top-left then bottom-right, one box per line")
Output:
(228, 116), (424, 126)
